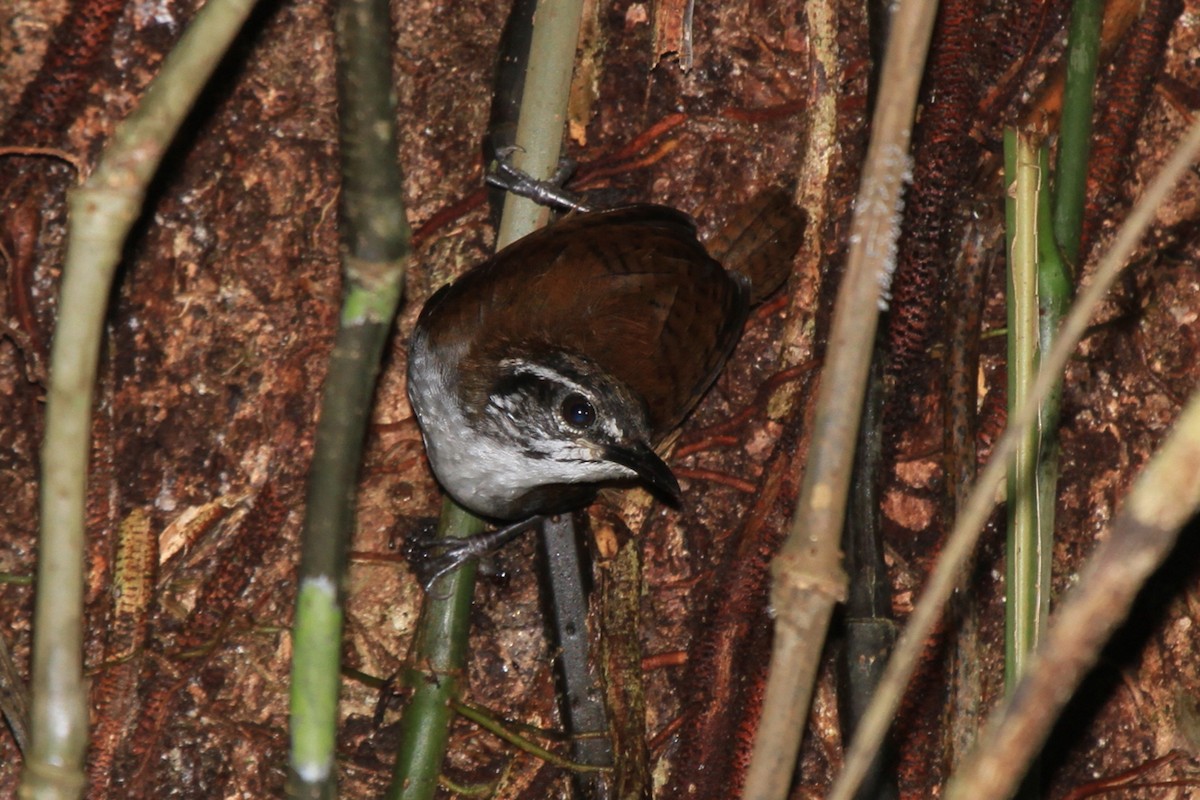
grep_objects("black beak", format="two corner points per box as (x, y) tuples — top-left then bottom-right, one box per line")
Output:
(604, 441), (682, 505)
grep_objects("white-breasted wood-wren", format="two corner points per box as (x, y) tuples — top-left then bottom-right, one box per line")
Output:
(406, 190), (804, 578)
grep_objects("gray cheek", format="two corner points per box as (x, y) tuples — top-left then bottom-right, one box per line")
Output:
(483, 406), (530, 443)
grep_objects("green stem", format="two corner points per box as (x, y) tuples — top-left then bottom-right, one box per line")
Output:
(1052, 0), (1104, 268)
(386, 0), (584, 797)
(451, 700), (611, 773)
(1035, 141), (1071, 592)
(387, 504), (483, 800)
(23, 1), (261, 797)
(1003, 129), (1045, 693)
(858, 113), (1200, 800)
(289, 0), (409, 795)
(948, 375), (1200, 800)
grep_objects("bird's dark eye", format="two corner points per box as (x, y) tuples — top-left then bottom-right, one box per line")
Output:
(560, 393), (596, 429)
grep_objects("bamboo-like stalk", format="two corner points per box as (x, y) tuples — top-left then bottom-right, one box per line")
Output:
(21, 1), (261, 797)
(1031, 0), (1096, 641)
(386, 1), (585, 797)
(1003, 130), (1049, 693)
(494, 0), (586, 250)
(387, 504), (482, 800)
(1003, 129), (1075, 800)
(1053, 0), (1105, 267)
(288, 0), (410, 795)
(833, 114), (1200, 800)
(945, 369), (1200, 800)
(741, 1), (941, 798)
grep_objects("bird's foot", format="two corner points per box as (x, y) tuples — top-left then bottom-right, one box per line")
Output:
(486, 148), (593, 213)
(404, 515), (545, 592)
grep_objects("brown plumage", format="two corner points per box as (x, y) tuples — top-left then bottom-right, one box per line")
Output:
(406, 190), (803, 523)
(417, 192), (802, 442)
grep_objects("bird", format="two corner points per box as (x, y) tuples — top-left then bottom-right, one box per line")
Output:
(405, 190), (805, 583)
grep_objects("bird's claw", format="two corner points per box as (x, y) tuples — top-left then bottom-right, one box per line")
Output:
(404, 516), (546, 594)
(486, 149), (592, 213)
(403, 531), (475, 592)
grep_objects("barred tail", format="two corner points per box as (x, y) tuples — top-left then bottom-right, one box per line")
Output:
(709, 189), (806, 305)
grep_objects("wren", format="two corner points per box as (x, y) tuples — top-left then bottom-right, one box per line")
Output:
(406, 191), (804, 582)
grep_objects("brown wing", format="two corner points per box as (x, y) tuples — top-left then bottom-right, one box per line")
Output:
(421, 205), (749, 438)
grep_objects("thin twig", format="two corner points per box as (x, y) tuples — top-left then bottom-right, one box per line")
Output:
(741, 1), (941, 798)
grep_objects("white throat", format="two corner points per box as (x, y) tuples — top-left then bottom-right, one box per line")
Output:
(407, 332), (636, 519)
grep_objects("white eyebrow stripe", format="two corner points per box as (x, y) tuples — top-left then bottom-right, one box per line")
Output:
(498, 358), (595, 398)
